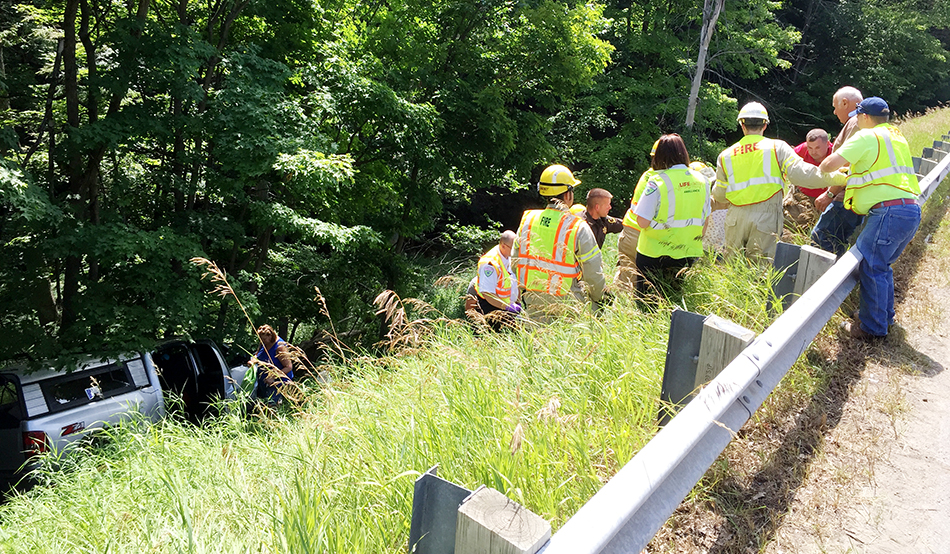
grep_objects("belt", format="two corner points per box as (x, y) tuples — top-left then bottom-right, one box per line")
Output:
(870, 197), (918, 210)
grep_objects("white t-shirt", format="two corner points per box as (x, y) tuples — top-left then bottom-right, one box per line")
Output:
(476, 254), (518, 303)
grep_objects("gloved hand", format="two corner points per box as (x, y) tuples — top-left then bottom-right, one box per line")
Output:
(505, 302), (522, 314)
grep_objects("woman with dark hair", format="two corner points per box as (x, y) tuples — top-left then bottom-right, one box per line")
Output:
(253, 324), (293, 405)
(633, 134), (711, 294)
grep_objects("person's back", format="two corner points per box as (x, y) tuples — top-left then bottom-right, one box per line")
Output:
(840, 123), (918, 214)
(633, 135), (710, 294)
(512, 164), (605, 322)
(715, 102), (839, 260)
(515, 205), (587, 295)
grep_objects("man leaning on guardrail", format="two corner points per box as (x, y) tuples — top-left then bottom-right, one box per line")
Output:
(818, 97), (921, 340)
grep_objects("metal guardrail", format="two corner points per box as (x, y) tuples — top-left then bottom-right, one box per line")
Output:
(539, 143), (950, 553)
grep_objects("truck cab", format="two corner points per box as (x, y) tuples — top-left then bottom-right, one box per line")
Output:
(0, 353), (165, 491)
(0, 339), (255, 492)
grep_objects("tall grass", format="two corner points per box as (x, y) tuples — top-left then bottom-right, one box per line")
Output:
(897, 105), (950, 157)
(2, 108), (949, 553)
(0, 252), (778, 553)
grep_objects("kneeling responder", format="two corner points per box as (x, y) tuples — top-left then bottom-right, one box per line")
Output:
(511, 164), (606, 322)
(465, 230), (521, 328)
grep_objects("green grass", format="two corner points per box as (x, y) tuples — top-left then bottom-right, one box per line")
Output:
(897, 105), (950, 157)
(0, 251), (779, 553)
(3, 108), (950, 553)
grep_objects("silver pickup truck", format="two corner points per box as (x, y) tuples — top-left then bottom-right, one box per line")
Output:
(0, 339), (254, 491)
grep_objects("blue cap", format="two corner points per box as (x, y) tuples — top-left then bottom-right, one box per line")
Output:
(849, 97), (890, 118)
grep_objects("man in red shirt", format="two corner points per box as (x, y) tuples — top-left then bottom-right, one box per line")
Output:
(793, 129), (832, 198)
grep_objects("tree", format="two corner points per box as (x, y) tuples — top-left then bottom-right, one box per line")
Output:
(686, 0), (725, 130)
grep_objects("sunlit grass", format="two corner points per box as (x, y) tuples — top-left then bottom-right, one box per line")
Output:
(3, 108), (950, 553)
(897, 105), (950, 157)
(0, 253), (780, 553)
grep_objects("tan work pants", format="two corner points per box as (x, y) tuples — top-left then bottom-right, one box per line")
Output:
(521, 291), (590, 324)
(724, 192), (783, 261)
(615, 226), (640, 291)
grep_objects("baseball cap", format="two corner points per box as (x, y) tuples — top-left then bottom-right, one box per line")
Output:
(849, 97), (890, 118)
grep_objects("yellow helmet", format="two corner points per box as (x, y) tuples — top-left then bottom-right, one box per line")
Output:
(569, 203), (586, 216)
(538, 164), (580, 197)
(737, 102), (769, 124)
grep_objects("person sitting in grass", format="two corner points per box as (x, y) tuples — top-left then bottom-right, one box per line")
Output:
(252, 324), (293, 405)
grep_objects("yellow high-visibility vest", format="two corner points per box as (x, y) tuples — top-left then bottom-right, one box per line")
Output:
(843, 124), (920, 215)
(622, 169), (656, 230)
(515, 208), (589, 296)
(636, 168), (709, 259)
(476, 245), (512, 302)
(719, 136), (785, 205)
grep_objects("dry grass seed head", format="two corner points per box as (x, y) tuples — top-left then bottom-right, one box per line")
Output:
(510, 423), (524, 455)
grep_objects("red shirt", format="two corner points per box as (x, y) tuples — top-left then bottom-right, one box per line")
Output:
(793, 141), (833, 197)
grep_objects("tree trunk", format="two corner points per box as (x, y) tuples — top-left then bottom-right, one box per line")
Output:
(685, 0), (725, 130)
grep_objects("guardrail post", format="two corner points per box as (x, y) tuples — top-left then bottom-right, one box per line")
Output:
(409, 466), (474, 554)
(792, 245), (837, 295)
(771, 241), (801, 310)
(696, 315), (756, 391)
(659, 309), (706, 424)
(659, 310), (755, 424)
(455, 486), (551, 554)
(772, 242), (837, 309)
(932, 140), (949, 158)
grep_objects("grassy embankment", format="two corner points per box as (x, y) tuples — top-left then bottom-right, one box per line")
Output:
(2, 108), (949, 553)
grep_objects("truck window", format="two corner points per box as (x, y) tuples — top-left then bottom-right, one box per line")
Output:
(0, 379), (22, 429)
(40, 364), (135, 414)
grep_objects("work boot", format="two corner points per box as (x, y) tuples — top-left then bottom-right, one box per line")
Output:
(840, 320), (885, 342)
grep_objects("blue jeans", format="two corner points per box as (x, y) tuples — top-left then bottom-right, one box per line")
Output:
(854, 203), (921, 336)
(811, 201), (864, 257)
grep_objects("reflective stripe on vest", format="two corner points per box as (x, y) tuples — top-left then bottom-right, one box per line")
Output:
(637, 168), (709, 259)
(646, 171), (708, 230)
(516, 208), (583, 296)
(477, 244), (512, 302)
(720, 137), (785, 205)
(843, 125), (920, 214)
(622, 169), (657, 230)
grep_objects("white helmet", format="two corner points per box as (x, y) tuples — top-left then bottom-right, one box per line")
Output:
(737, 102), (769, 124)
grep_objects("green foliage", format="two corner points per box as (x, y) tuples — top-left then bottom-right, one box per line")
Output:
(0, 161), (60, 224)
(2, 0), (950, 364)
(559, 0), (798, 207)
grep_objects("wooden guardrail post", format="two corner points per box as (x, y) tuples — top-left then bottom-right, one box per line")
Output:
(659, 310), (755, 424)
(695, 315), (755, 391)
(792, 245), (837, 295)
(455, 487), (551, 554)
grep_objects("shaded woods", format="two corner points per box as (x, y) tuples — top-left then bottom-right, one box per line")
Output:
(2, 0), (949, 361)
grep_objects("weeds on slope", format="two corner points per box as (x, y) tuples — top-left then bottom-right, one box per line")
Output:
(7, 110), (950, 553)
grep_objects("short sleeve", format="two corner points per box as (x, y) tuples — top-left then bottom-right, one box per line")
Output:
(633, 181), (661, 221)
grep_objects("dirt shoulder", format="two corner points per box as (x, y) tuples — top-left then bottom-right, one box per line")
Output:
(648, 197), (950, 553)
(765, 210), (950, 553)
